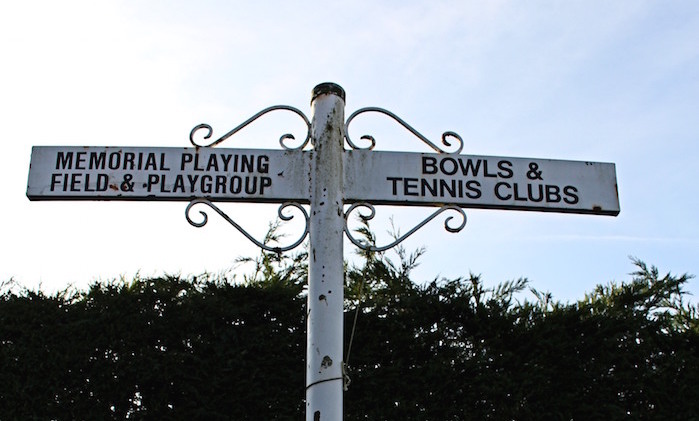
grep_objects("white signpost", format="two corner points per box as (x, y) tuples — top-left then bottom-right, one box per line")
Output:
(27, 83), (619, 420)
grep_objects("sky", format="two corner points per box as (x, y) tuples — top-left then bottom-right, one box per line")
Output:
(1, 1), (698, 304)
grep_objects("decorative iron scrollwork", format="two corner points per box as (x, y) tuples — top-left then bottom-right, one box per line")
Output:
(344, 107), (463, 154)
(185, 198), (309, 253)
(190, 105), (311, 150)
(344, 202), (467, 252)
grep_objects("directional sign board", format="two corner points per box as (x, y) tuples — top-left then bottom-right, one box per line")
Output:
(343, 150), (619, 215)
(27, 146), (309, 203)
(27, 146), (619, 216)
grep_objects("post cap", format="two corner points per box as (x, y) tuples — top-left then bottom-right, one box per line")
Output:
(312, 82), (345, 103)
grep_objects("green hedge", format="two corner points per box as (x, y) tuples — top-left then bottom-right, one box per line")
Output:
(1, 260), (697, 419)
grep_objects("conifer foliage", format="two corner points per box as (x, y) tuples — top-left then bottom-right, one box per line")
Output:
(1, 245), (697, 419)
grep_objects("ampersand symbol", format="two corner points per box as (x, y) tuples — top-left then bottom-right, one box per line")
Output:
(527, 163), (543, 180)
(121, 174), (135, 192)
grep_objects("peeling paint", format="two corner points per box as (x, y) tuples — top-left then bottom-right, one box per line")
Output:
(321, 355), (333, 369)
(307, 83), (345, 419)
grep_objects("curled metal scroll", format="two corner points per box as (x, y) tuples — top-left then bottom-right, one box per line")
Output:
(185, 198), (309, 253)
(190, 105), (311, 150)
(344, 203), (467, 252)
(344, 107), (464, 154)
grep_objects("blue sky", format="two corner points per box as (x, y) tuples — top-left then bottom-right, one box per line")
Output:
(1, 1), (697, 303)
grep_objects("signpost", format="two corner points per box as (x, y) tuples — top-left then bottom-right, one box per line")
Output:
(27, 83), (619, 420)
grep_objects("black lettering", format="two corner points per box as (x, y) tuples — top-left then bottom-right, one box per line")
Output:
(215, 176), (226, 194)
(187, 174), (199, 191)
(159, 153), (170, 171)
(85, 174), (95, 192)
(181, 153), (193, 170)
(123, 152), (135, 170)
(201, 175), (212, 194)
(56, 152), (73, 170)
(194, 154), (205, 171)
(513, 183), (528, 201)
(50, 173), (63, 191)
(563, 185), (579, 204)
(422, 156), (437, 174)
(387, 177), (401, 195)
(244, 176), (257, 194)
(258, 155), (270, 173)
(459, 159), (481, 177)
(75, 152), (87, 170)
(494, 182), (512, 200)
(546, 185), (561, 203)
(230, 176), (242, 194)
(439, 157), (458, 176)
(465, 180), (481, 199)
(439, 179), (456, 197)
(220, 154), (232, 172)
(483, 160), (498, 177)
(404, 178), (419, 196)
(421, 179), (437, 196)
(528, 184), (544, 202)
(159, 174), (171, 193)
(97, 174), (108, 191)
(146, 174), (160, 192)
(206, 154), (219, 172)
(70, 173), (81, 192)
(89, 152), (106, 170)
(241, 155), (254, 173)
(497, 160), (513, 178)
(173, 174), (185, 193)
(260, 176), (272, 193)
(144, 153), (158, 171)
(108, 152), (121, 170)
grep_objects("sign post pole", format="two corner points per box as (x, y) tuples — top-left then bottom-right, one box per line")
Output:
(306, 83), (346, 421)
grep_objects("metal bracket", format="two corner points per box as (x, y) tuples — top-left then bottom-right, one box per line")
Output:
(189, 105), (311, 150)
(344, 106), (463, 154)
(185, 198), (309, 253)
(344, 202), (467, 252)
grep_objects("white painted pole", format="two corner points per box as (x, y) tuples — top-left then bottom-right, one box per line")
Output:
(306, 83), (346, 421)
